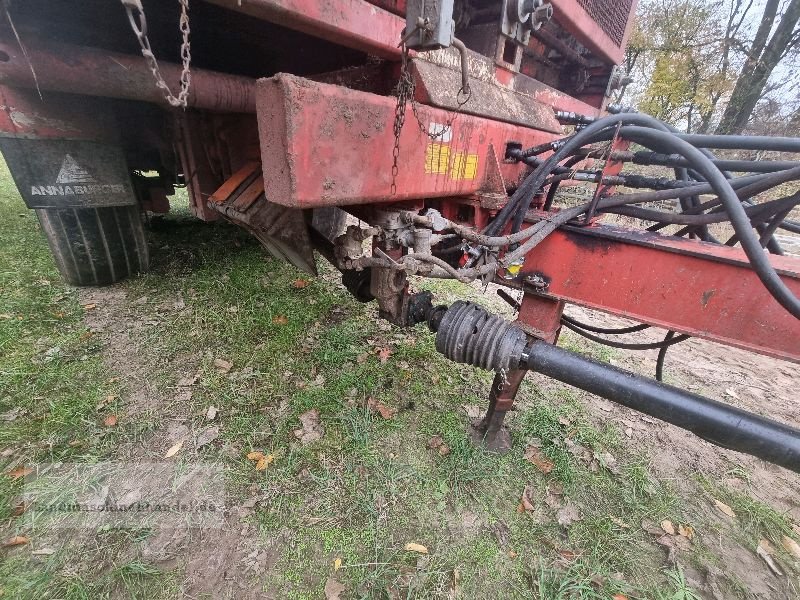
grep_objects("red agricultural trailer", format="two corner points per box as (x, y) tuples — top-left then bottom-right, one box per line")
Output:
(0, 0), (798, 471)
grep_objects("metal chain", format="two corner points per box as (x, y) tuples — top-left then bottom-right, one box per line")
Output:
(121, 0), (192, 108)
(390, 44), (472, 195)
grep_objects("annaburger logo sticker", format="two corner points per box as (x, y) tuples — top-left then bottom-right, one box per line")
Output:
(30, 154), (125, 197)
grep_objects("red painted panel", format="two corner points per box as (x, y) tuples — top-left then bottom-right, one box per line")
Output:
(552, 0), (638, 65)
(518, 224), (800, 362)
(257, 74), (561, 207)
(206, 0), (405, 59)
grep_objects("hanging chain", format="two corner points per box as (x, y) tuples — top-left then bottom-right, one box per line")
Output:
(121, 0), (192, 108)
(390, 43), (472, 195)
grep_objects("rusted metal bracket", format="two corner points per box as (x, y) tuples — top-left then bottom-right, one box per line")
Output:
(209, 161), (317, 274)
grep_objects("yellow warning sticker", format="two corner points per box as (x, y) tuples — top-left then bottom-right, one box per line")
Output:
(425, 143), (450, 174)
(450, 152), (479, 180)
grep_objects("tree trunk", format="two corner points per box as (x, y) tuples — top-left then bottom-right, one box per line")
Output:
(716, 0), (800, 134)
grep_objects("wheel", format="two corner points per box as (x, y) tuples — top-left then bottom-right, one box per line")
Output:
(35, 205), (149, 286)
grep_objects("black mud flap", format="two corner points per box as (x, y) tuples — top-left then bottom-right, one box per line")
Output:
(0, 138), (138, 208)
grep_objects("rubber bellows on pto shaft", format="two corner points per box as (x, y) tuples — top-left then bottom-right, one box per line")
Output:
(433, 301), (529, 372)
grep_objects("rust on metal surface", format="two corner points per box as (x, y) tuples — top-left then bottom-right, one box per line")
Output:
(418, 46), (601, 117)
(209, 161), (317, 274)
(513, 222), (800, 362)
(256, 73), (559, 207)
(411, 52), (561, 133)
(552, 0), (638, 65)
(470, 369), (527, 452)
(0, 38), (256, 113)
(516, 294), (564, 343)
(205, 0), (405, 59)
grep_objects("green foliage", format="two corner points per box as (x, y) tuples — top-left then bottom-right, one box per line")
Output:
(634, 0), (735, 130)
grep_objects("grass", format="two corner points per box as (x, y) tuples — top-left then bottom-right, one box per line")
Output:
(0, 160), (796, 598)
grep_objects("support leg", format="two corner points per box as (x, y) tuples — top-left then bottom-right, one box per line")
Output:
(470, 369), (526, 453)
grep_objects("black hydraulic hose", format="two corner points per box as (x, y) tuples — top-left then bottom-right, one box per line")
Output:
(780, 219), (800, 234)
(607, 167), (800, 207)
(604, 193), (800, 226)
(561, 319), (690, 350)
(489, 112), (674, 237)
(655, 331), (676, 382)
(618, 151), (799, 173)
(677, 133), (800, 153)
(620, 126), (800, 320)
(522, 341), (800, 472)
(561, 314), (650, 335)
(543, 155), (585, 211)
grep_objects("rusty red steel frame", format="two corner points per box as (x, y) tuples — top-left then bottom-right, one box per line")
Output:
(254, 72), (800, 363)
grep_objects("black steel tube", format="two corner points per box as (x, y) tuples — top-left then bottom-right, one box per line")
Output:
(523, 341), (800, 472)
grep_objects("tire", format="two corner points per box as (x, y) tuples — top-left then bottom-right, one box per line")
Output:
(35, 205), (149, 286)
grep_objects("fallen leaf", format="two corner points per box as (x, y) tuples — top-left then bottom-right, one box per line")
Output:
(333, 557), (342, 571)
(594, 451), (622, 476)
(272, 315), (289, 325)
(558, 549), (579, 562)
(6, 466), (32, 480)
(661, 520), (676, 535)
(164, 440), (184, 458)
(255, 454), (274, 470)
(2, 535), (29, 547)
(610, 516), (631, 529)
(712, 498), (736, 519)
(507, 549), (517, 558)
(524, 445), (554, 474)
(641, 519), (664, 536)
(556, 503), (582, 527)
(82, 303), (97, 311)
(293, 279), (310, 289)
(427, 435), (451, 456)
(214, 358), (233, 373)
(195, 426), (219, 449)
(95, 395), (116, 411)
(324, 576), (346, 600)
(103, 414), (118, 427)
(68, 440), (83, 447)
(294, 409), (324, 445)
(367, 397), (396, 419)
(31, 547), (55, 556)
(356, 352), (370, 364)
(520, 485), (535, 512)
(205, 406), (218, 420)
(376, 347), (393, 363)
(757, 539), (783, 576)
(461, 404), (483, 420)
(247, 451), (265, 461)
(678, 524), (695, 540)
(404, 542), (429, 554)
(725, 388), (740, 400)
(612, 595), (629, 600)
(12, 501), (26, 516)
(781, 535), (800, 559)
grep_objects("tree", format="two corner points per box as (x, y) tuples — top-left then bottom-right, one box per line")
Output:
(716, 0), (800, 134)
(633, 0), (733, 131)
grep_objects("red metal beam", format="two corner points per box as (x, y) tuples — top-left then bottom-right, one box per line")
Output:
(205, 0), (405, 60)
(514, 222), (800, 362)
(257, 74), (560, 207)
